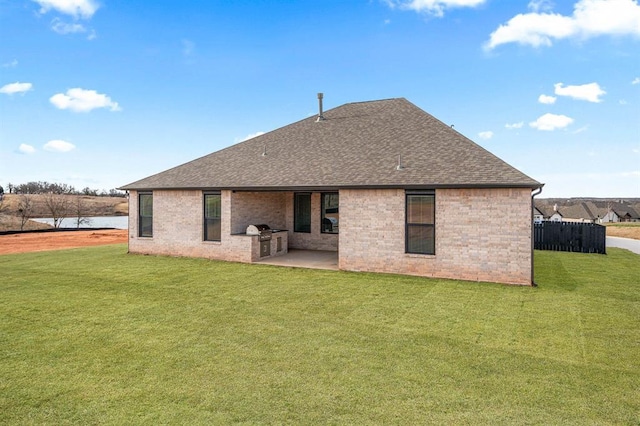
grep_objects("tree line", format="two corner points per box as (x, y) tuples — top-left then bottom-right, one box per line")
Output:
(0, 181), (127, 231)
(1, 181), (125, 197)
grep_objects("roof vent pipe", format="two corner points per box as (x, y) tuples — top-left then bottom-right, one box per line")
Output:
(316, 93), (325, 122)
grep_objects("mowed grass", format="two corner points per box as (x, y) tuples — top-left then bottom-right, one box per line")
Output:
(1, 246), (638, 424)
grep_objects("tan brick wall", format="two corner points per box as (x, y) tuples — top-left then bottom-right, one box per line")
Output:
(128, 190), (285, 263)
(128, 187), (532, 285)
(339, 188), (533, 285)
(229, 191), (287, 234)
(285, 192), (339, 251)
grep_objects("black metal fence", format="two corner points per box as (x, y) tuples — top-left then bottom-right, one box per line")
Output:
(534, 222), (606, 254)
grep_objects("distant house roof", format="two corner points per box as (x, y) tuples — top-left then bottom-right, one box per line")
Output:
(534, 203), (562, 218)
(585, 201), (640, 220)
(121, 98), (542, 191)
(560, 203), (598, 221)
(610, 204), (640, 219)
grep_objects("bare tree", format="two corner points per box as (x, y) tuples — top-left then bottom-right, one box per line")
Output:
(17, 195), (33, 230)
(0, 198), (8, 218)
(43, 193), (72, 228)
(82, 187), (98, 196)
(73, 196), (92, 229)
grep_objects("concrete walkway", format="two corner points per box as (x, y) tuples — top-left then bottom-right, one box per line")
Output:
(607, 236), (640, 255)
(257, 249), (339, 270)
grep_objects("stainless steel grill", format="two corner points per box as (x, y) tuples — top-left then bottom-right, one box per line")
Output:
(246, 224), (272, 257)
(246, 224), (272, 241)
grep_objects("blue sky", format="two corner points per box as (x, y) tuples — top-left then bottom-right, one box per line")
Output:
(1, 0), (638, 197)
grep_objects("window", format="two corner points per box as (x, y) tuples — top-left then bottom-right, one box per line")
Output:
(204, 192), (221, 241)
(294, 193), (311, 233)
(138, 192), (153, 237)
(406, 191), (435, 254)
(321, 192), (339, 234)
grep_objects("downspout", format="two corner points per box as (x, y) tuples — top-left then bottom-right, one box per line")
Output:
(531, 186), (543, 286)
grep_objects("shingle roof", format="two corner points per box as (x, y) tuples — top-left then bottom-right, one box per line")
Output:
(534, 203), (561, 218)
(560, 203), (598, 221)
(120, 98), (541, 191)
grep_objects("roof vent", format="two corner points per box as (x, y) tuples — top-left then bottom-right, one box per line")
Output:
(316, 92), (326, 122)
(396, 154), (405, 171)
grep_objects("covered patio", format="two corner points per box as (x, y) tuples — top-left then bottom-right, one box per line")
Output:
(257, 249), (339, 270)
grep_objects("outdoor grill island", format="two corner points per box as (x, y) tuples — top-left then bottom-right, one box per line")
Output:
(242, 224), (288, 260)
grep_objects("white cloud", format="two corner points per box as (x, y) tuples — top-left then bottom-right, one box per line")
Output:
(51, 18), (86, 34)
(529, 113), (574, 130)
(505, 121), (524, 129)
(43, 139), (76, 152)
(0, 82), (33, 95)
(485, 12), (575, 49)
(485, 0), (640, 50)
(33, 0), (99, 19)
(384, 0), (486, 17)
(528, 0), (554, 13)
(50, 88), (121, 112)
(2, 59), (18, 68)
(632, 77), (640, 85)
(478, 131), (493, 139)
(538, 94), (557, 104)
(554, 82), (606, 102)
(237, 131), (266, 143)
(18, 144), (36, 154)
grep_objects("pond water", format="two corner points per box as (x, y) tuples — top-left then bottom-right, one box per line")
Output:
(31, 216), (128, 229)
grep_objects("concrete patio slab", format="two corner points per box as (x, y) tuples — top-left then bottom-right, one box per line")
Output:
(257, 249), (339, 270)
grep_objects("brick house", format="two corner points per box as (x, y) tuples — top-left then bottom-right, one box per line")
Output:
(120, 96), (542, 285)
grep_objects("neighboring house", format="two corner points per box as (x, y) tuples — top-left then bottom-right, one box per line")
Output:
(608, 205), (640, 222)
(600, 210), (619, 223)
(533, 207), (544, 224)
(617, 211), (640, 222)
(535, 204), (563, 222)
(559, 202), (599, 223)
(121, 97), (542, 285)
(535, 199), (640, 224)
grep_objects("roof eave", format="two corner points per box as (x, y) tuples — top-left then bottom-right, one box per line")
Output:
(119, 182), (543, 192)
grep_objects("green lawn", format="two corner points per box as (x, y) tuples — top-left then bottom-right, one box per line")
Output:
(1, 246), (638, 424)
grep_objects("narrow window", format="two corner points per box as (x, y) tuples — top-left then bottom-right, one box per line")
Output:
(204, 192), (221, 241)
(294, 193), (311, 233)
(138, 192), (153, 237)
(321, 192), (339, 234)
(406, 191), (435, 254)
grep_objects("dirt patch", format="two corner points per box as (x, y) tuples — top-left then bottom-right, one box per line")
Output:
(0, 229), (128, 255)
(605, 224), (640, 240)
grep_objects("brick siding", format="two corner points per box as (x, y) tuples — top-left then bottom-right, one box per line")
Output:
(128, 188), (532, 285)
(339, 188), (532, 285)
(128, 190), (283, 263)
